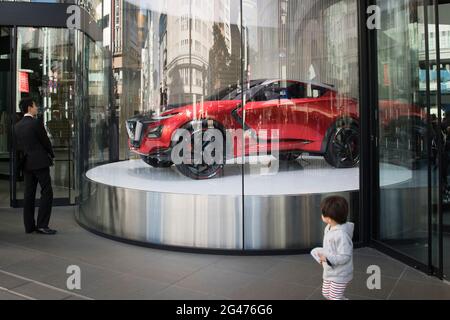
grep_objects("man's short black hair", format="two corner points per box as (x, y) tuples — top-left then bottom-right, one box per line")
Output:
(19, 97), (35, 114)
(321, 196), (349, 225)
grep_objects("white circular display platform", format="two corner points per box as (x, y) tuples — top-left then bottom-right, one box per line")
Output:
(86, 158), (412, 196)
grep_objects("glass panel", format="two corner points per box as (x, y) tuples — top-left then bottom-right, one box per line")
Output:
(437, 0), (450, 280)
(377, 0), (429, 265)
(115, 0), (241, 169)
(78, 0), (244, 249)
(87, 38), (109, 167)
(16, 27), (75, 202)
(74, 31), (109, 205)
(0, 27), (11, 207)
(242, 0), (360, 249)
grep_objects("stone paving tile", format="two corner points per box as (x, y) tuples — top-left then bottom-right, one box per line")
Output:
(263, 260), (324, 287)
(0, 242), (42, 268)
(228, 278), (316, 300)
(174, 267), (259, 299)
(12, 282), (72, 300)
(82, 274), (170, 300)
(150, 285), (223, 300)
(211, 256), (281, 276)
(0, 272), (30, 290)
(0, 290), (28, 300)
(388, 279), (450, 300)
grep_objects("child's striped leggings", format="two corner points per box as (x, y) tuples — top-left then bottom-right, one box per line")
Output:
(322, 280), (349, 300)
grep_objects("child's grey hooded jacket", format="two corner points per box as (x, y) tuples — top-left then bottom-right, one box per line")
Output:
(322, 222), (354, 283)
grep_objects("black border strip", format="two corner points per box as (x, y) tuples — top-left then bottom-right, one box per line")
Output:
(434, 0), (444, 280)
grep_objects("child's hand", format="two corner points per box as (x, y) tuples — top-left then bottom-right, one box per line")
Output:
(318, 253), (327, 264)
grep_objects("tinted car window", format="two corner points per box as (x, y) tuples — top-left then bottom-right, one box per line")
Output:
(286, 82), (305, 98)
(215, 82), (265, 101)
(253, 81), (306, 101)
(305, 84), (327, 98)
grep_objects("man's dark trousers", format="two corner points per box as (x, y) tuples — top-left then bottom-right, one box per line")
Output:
(23, 168), (53, 233)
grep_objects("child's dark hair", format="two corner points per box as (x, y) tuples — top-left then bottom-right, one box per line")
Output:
(321, 196), (349, 224)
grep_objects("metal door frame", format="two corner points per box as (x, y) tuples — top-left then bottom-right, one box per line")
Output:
(2, 2), (101, 208)
(367, 0), (446, 280)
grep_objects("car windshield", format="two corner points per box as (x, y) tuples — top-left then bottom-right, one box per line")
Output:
(205, 81), (264, 102)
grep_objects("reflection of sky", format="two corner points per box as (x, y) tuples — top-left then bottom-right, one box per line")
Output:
(419, 69), (450, 81)
(419, 69), (450, 92)
(125, 0), (262, 49)
(125, 0), (263, 26)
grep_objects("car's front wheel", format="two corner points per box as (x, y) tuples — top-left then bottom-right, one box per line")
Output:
(324, 122), (360, 168)
(175, 120), (225, 180)
(141, 156), (173, 168)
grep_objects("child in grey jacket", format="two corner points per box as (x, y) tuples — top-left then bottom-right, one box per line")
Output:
(311, 196), (354, 300)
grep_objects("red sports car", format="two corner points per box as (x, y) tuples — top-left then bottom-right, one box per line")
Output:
(127, 80), (363, 179)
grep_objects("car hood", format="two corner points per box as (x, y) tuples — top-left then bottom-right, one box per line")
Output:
(159, 100), (242, 118)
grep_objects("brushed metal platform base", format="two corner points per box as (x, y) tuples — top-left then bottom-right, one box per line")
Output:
(77, 164), (362, 252)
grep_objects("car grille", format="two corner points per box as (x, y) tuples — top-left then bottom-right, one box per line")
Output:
(126, 120), (145, 148)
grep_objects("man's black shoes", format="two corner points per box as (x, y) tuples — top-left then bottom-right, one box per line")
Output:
(36, 228), (57, 235)
(25, 227), (57, 235)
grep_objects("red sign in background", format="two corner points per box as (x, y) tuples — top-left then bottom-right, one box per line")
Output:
(19, 72), (29, 93)
(383, 64), (391, 87)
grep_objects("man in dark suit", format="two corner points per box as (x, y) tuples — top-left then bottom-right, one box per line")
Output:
(14, 98), (57, 235)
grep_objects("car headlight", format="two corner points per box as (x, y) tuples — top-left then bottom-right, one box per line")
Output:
(147, 125), (163, 138)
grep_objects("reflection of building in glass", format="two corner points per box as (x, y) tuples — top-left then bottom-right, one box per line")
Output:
(109, 0), (240, 157)
(250, 0), (358, 98)
(161, 0), (233, 106)
(140, 11), (160, 114)
(377, 1), (418, 102)
(419, 24), (450, 93)
(110, 0), (151, 157)
(17, 29), (75, 141)
(111, 0), (240, 111)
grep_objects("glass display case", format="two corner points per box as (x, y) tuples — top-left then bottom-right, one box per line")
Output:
(76, 0), (373, 252)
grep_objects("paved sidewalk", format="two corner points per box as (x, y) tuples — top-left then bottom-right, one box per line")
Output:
(0, 207), (449, 300)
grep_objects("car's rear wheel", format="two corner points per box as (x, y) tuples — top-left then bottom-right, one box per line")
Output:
(324, 122), (360, 168)
(175, 120), (225, 180)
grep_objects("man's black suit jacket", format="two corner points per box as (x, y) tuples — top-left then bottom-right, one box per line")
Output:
(14, 116), (55, 171)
